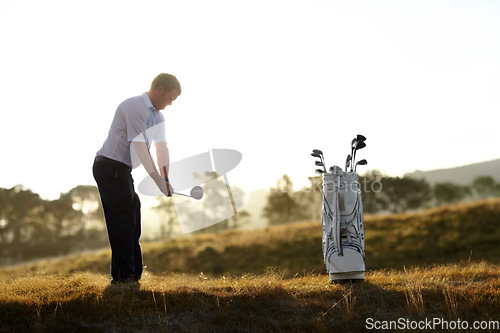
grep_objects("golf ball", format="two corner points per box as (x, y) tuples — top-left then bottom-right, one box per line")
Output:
(190, 186), (204, 200)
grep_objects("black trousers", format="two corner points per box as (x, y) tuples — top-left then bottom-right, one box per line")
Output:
(93, 157), (142, 282)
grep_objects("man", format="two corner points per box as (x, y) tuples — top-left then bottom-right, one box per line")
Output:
(93, 73), (180, 284)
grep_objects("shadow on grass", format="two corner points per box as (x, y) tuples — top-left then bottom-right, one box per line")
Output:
(1, 272), (499, 333)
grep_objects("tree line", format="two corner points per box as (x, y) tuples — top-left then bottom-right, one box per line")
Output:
(0, 173), (252, 264)
(262, 172), (500, 225)
(0, 185), (106, 264)
(2, 171), (498, 263)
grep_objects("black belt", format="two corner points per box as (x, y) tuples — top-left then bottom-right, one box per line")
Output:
(95, 155), (131, 171)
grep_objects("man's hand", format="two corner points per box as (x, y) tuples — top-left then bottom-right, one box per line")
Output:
(134, 141), (172, 196)
(157, 142), (173, 197)
(165, 181), (174, 197)
(154, 177), (175, 197)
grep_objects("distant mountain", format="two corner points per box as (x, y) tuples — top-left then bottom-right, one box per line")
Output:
(405, 158), (500, 186)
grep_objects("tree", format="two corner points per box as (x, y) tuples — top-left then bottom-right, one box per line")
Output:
(0, 185), (45, 245)
(470, 176), (500, 199)
(0, 187), (9, 244)
(262, 175), (308, 225)
(433, 182), (470, 205)
(153, 196), (179, 239)
(0, 185), (106, 262)
(358, 169), (386, 213)
(43, 192), (81, 240)
(42, 185), (104, 240)
(68, 185), (105, 233)
(379, 176), (432, 213)
(193, 172), (250, 234)
(293, 175), (322, 222)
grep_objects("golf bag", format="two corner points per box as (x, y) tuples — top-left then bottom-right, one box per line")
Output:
(322, 166), (365, 281)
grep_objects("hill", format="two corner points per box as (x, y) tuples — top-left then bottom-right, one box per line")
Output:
(405, 158), (500, 185)
(2, 197), (500, 279)
(2, 198), (500, 331)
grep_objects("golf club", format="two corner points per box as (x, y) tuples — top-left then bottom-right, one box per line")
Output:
(173, 186), (204, 200)
(349, 138), (357, 171)
(311, 152), (321, 158)
(311, 152), (324, 172)
(312, 149), (327, 172)
(315, 161), (326, 170)
(349, 136), (362, 170)
(313, 149), (326, 171)
(315, 169), (324, 174)
(349, 134), (367, 172)
(345, 154), (352, 172)
(312, 149), (323, 156)
(162, 166), (203, 200)
(354, 159), (367, 172)
(351, 140), (366, 172)
(356, 134), (366, 142)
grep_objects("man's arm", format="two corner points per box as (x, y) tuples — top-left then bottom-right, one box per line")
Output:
(156, 142), (170, 179)
(156, 142), (174, 196)
(133, 141), (171, 196)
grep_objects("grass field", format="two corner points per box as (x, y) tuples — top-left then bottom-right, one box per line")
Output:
(1, 198), (500, 332)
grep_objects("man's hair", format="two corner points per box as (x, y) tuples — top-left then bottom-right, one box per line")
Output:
(151, 73), (181, 95)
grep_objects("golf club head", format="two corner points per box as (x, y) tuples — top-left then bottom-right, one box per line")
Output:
(351, 138), (366, 172)
(190, 186), (204, 200)
(356, 141), (366, 150)
(312, 149), (323, 155)
(352, 135), (366, 149)
(354, 159), (368, 172)
(315, 169), (324, 174)
(311, 152), (321, 158)
(345, 154), (351, 172)
(173, 186), (204, 200)
(315, 161), (324, 166)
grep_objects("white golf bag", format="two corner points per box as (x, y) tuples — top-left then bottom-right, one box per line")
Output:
(322, 166), (365, 281)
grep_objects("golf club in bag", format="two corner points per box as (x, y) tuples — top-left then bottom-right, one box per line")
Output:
(312, 137), (367, 281)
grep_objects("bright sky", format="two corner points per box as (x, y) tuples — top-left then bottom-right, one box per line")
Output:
(1, 0), (499, 200)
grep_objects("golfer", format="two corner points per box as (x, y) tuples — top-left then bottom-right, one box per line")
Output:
(93, 73), (180, 284)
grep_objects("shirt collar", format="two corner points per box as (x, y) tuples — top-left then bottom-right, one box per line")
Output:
(142, 92), (158, 112)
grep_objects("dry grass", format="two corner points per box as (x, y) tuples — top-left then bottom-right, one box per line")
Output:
(1, 262), (499, 332)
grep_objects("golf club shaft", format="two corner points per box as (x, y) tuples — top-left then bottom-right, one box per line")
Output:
(350, 139), (356, 172)
(352, 147), (356, 172)
(172, 192), (194, 198)
(318, 152), (326, 173)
